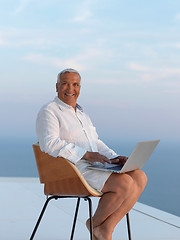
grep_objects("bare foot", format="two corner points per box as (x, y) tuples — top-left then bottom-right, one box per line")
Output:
(86, 219), (112, 240)
(94, 226), (112, 240)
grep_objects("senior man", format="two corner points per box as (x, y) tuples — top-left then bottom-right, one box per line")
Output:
(36, 68), (147, 240)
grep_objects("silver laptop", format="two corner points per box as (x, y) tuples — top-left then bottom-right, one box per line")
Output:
(88, 140), (160, 173)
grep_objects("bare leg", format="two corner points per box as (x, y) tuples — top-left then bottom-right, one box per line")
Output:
(87, 169), (147, 240)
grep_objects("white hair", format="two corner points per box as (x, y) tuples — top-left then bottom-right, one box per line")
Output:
(57, 68), (81, 83)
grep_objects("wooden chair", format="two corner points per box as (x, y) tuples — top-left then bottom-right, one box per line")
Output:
(30, 143), (132, 240)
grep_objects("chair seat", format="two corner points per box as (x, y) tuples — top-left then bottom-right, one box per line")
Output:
(44, 178), (91, 196)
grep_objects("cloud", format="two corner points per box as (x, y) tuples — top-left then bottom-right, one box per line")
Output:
(0, 26), (92, 49)
(126, 61), (180, 85)
(74, 48), (102, 61)
(128, 62), (151, 72)
(0, 27), (78, 48)
(72, 9), (92, 22)
(160, 42), (180, 49)
(175, 13), (180, 20)
(128, 62), (180, 76)
(24, 53), (86, 71)
(23, 47), (109, 72)
(71, 0), (93, 23)
(13, 0), (30, 14)
(164, 68), (180, 75)
(0, 37), (5, 46)
(0, 27), (48, 47)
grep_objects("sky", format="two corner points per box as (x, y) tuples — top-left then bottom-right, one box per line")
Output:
(0, 0), (180, 142)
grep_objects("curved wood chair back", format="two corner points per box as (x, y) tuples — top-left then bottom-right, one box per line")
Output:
(33, 143), (102, 197)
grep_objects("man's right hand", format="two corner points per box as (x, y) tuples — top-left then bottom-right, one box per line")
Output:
(82, 151), (111, 165)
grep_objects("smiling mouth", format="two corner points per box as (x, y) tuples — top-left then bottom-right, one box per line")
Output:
(65, 93), (75, 96)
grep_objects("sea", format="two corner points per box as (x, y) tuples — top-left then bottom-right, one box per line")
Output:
(0, 137), (179, 217)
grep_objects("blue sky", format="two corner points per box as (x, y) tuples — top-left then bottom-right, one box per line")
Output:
(0, 0), (180, 142)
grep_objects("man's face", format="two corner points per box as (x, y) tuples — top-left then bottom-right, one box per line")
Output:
(56, 72), (81, 109)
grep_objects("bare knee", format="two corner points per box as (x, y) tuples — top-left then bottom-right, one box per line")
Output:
(120, 174), (134, 194)
(133, 169), (148, 190)
(104, 173), (134, 197)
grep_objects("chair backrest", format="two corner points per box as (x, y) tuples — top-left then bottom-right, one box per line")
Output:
(33, 143), (102, 197)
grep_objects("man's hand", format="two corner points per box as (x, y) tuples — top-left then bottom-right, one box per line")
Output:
(82, 152), (111, 165)
(110, 156), (128, 165)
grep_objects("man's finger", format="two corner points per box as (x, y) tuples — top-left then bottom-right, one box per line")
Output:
(110, 158), (119, 163)
(98, 159), (106, 165)
(101, 155), (111, 163)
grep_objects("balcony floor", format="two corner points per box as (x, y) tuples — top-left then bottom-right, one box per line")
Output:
(0, 177), (179, 240)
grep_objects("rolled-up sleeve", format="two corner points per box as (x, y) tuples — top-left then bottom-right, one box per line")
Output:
(36, 108), (86, 164)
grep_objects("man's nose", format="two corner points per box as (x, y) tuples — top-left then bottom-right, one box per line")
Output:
(67, 84), (73, 92)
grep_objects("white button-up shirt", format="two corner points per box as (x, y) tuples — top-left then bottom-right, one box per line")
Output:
(36, 97), (118, 165)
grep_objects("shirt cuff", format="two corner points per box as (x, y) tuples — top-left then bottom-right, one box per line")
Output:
(109, 154), (119, 159)
(59, 146), (87, 165)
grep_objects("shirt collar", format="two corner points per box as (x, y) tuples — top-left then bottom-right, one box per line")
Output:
(54, 96), (83, 112)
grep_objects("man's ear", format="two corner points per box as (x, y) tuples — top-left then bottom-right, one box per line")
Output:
(56, 83), (58, 92)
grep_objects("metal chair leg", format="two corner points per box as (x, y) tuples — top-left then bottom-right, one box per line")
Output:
(126, 213), (132, 240)
(30, 196), (130, 240)
(85, 197), (93, 240)
(30, 196), (57, 240)
(70, 198), (81, 240)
